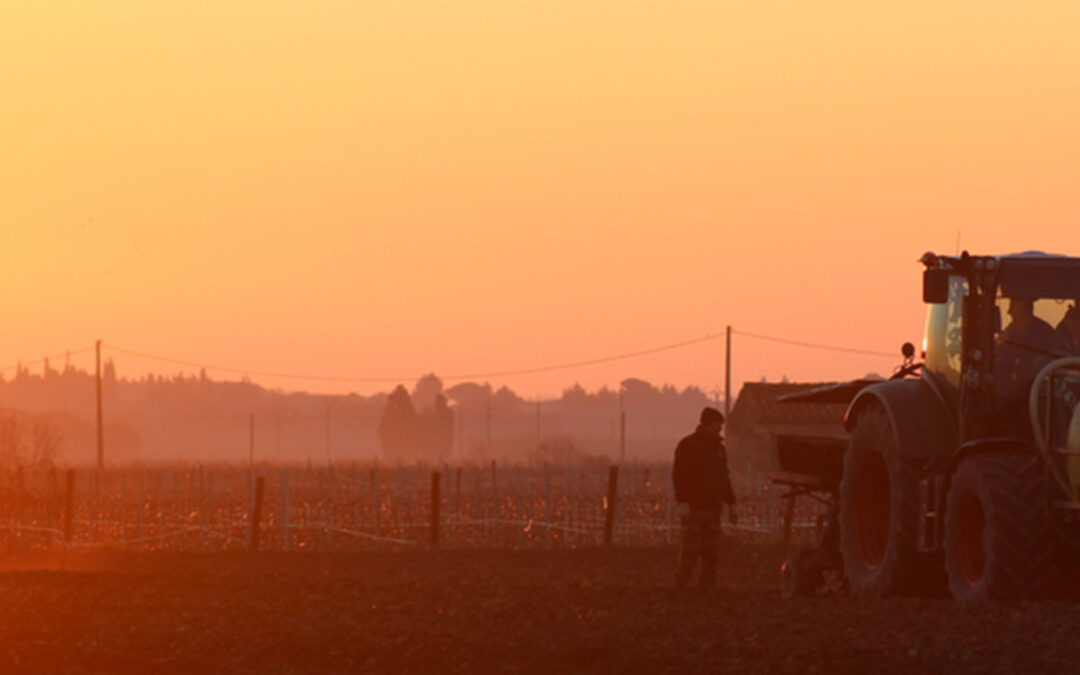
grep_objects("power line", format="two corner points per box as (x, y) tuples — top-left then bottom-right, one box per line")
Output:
(0, 330), (898, 384)
(733, 330), (897, 358)
(105, 334), (727, 383)
(103, 327), (898, 384)
(439, 333), (726, 380)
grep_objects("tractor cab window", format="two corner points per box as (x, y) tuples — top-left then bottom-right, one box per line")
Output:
(924, 275), (968, 387)
(994, 293), (1076, 413)
(996, 295), (1076, 355)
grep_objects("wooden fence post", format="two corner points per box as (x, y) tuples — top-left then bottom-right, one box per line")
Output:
(371, 466), (381, 538)
(157, 470), (165, 549)
(454, 467), (462, 525)
(197, 464), (206, 551)
(282, 469), (292, 551)
(63, 469), (75, 547)
(604, 465), (619, 546)
(250, 476), (265, 552)
(431, 471), (441, 546)
(490, 460), (498, 547)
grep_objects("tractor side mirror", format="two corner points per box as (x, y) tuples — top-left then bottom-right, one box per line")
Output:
(901, 342), (916, 360)
(923, 268), (949, 303)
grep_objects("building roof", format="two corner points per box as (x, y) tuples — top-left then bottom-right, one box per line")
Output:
(728, 381), (847, 433)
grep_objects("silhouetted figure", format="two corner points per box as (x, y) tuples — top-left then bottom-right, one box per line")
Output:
(1001, 297), (1058, 351)
(672, 407), (737, 588)
(996, 298), (1064, 436)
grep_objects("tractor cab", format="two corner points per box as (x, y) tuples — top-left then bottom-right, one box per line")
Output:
(922, 252), (1080, 432)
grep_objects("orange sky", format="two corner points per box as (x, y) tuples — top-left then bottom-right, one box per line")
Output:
(4, 1), (1080, 398)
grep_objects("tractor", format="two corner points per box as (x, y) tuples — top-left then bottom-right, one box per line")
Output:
(776, 251), (1080, 601)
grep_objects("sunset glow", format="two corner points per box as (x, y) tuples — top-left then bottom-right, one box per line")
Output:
(5, 4), (1080, 671)
(4, 1), (1080, 396)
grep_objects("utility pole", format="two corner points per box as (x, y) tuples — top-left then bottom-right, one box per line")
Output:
(725, 325), (732, 420)
(248, 413), (256, 503)
(95, 339), (104, 474)
(325, 401), (331, 465)
(485, 401), (492, 456)
(276, 411), (282, 459)
(457, 405), (464, 459)
(619, 392), (626, 464)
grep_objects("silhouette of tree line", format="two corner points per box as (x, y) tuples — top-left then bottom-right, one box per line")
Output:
(0, 361), (718, 463)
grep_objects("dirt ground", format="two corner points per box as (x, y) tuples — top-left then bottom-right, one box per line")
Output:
(0, 538), (1077, 674)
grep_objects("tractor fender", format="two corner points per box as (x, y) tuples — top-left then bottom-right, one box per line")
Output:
(843, 378), (955, 464)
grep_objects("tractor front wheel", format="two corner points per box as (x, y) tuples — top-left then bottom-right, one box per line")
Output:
(839, 403), (938, 597)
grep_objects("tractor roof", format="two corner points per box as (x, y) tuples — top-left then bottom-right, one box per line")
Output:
(999, 250), (1070, 260)
(925, 251), (1080, 298)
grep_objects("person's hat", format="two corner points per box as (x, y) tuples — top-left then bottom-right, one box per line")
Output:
(700, 407), (724, 426)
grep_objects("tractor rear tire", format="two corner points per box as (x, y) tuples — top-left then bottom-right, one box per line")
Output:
(944, 454), (1054, 601)
(840, 403), (937, 597)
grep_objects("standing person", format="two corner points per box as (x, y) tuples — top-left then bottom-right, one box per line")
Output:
(673, 407), (737, 588)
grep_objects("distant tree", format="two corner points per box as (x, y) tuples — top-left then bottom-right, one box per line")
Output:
(411, 373), (443, 413)
(594, 386), (619, 407)
(492, 385), (522, 410)
(428, 394), (454, 459)
(0, 412), (62, 469)
(0, 414), (23, 467)
(378, 385), (418, 460)
(444, 381), (492, 409)
(29, 419), (62, 467)
(621, 377), (660, 407)
(561, 383), (589, 407)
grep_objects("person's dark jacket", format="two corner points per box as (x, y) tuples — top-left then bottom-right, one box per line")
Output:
(673, 426), (736, 509)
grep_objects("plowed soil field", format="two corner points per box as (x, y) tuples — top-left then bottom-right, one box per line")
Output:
(0, 537), (1077, 673)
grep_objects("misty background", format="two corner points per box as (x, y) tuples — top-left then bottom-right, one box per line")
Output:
(0, 360), (724, 466)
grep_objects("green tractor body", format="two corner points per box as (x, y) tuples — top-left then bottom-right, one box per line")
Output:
(776, 252), (1080, 600)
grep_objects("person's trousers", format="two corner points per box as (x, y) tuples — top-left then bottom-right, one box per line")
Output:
(676, 509), (721, 587)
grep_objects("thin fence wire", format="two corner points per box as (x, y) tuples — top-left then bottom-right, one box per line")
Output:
(0, 463), (828, 552)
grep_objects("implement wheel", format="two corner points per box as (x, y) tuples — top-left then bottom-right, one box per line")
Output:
(840, 404), (939, 597)
(780, 551), (823, 599)
(944, 454), (1054, 601)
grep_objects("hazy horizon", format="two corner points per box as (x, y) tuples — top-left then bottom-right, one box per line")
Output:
(0, 360), (740, 464)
